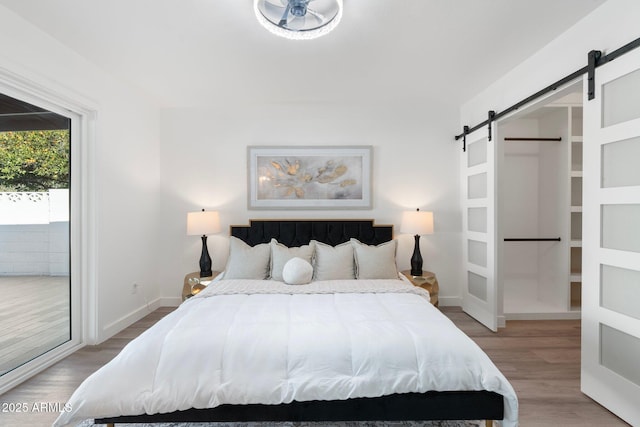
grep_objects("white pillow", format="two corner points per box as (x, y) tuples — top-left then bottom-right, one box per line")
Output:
(312, 240), (355, 280)
(222, 237), (270, 280)
(351, 238), (398, 279)
(282, 257), (313, 285)
(270, 239), (315, 281)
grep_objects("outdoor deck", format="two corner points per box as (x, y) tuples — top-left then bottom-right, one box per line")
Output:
(0, 275), (70, 376)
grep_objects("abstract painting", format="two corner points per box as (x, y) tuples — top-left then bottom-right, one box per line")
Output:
(248, 146), (372, 209)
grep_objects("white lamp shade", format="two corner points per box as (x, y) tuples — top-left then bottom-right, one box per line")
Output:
(187, 210), (221, 236)
(401, 210), (434, 235)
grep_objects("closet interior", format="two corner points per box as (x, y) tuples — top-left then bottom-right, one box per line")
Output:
(499, 91), (583, 320)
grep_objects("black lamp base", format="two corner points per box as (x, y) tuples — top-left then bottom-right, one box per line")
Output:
(199, 235), (213, 278)
(410, 234), (423, 277)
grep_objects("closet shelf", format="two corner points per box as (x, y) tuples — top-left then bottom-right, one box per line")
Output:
(570, 273), (582, 282)
(571, 206), (583, 213)
(570, 240), (582, 247)
(571, 171), (583, 178)
(571, 135), (583, 143)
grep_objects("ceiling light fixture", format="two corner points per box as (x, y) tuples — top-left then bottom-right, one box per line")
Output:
(254, 0), (343, 40)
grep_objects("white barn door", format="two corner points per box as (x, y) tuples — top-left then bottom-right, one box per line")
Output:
(581, 49), (640, 425)
(461, 127), (498, 332)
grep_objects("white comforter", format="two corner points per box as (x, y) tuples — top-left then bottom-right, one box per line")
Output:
(53, 278), (518, 427)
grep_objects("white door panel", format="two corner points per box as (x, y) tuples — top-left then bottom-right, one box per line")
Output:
(582, 48), (640, 425)
(461, 128), (498, 332)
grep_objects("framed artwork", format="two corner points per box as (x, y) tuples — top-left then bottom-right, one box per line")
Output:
(248, 146), (372, 210)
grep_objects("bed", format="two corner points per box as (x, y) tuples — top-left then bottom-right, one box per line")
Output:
(54, 219), (518, 427)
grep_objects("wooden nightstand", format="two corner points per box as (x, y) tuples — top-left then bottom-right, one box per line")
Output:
(401, 270), (439, 307)
(182, 271), (220, 301)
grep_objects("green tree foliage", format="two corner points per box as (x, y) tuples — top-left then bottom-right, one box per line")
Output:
(0, 130), (70, 192)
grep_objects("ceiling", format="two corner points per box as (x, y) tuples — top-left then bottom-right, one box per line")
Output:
(0, 0), (607, 108)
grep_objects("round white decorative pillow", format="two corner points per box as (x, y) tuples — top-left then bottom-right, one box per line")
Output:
(282, 257), (313, 285)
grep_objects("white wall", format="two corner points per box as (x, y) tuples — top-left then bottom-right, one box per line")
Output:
(461, 0), (640, 126)
(0, 5), (162, 343)
(0, 190), (70, 275)
(158, 101), (464, 306)
(0, 224), (66, 275)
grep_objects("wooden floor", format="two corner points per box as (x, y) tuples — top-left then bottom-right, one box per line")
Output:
(442, 307), (628, 426)
(0, 306), (630, 426)
(0, 276), (70, 376)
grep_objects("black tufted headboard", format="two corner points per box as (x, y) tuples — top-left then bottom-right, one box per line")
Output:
(230, 219), (393, 247)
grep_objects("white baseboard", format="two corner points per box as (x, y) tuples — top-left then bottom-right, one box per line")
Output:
(101, 298), (162, 342)
(505, 311), (581, 321)
(159, 296), (182, 307)
(438, 296), (462, 306)
(498, 315), (506, 328)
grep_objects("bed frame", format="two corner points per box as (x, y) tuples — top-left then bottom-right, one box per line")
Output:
(97, 220), (504, 426)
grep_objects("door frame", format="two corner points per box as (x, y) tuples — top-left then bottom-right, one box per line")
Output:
(462, 82), (584, 331)
(0, 67), (97, 394)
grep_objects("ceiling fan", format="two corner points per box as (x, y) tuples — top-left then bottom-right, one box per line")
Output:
(254, 0), (343, 40)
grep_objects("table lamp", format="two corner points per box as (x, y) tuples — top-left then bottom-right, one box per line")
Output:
(187, 209), (221, 277)
(401, 209), (434, 277)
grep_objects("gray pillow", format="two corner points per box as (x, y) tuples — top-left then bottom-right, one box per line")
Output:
(312, 240), (355, 280)
(270, 239), (315, 281)
(351, 238), (398, 279)
(222, 237), (270, 280)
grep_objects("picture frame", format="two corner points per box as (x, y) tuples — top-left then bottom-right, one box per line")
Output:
(248, 146), (372, 210)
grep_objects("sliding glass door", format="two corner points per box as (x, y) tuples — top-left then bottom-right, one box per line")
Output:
(0, 92), (71, 378)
